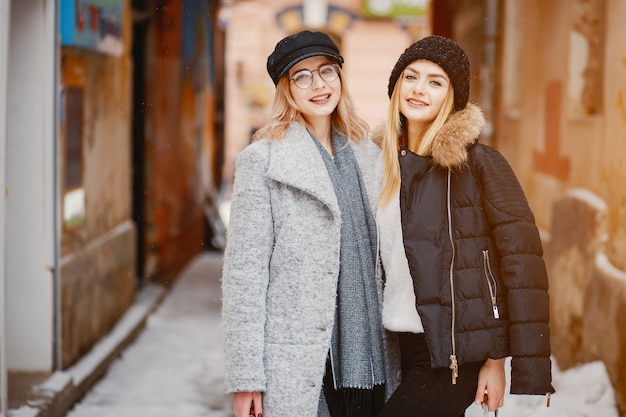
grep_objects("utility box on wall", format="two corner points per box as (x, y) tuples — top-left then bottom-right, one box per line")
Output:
(59, 0), (124, 56)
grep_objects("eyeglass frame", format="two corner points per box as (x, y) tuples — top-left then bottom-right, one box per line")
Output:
(289, 63), (340, 89)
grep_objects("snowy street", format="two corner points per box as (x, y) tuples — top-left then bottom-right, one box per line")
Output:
(64, 252), (231, 417)
(63, 251), (619, 417)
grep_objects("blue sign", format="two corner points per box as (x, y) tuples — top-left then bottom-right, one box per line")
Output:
(59, 0), (124, 55)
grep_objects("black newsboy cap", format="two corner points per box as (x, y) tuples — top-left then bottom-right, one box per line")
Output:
(266, 30), (343, 85)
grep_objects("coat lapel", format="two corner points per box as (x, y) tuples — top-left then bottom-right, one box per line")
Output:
(265, 122), (340, 218)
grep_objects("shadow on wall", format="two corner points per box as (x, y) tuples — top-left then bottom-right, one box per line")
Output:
(544, 188), (626, 417)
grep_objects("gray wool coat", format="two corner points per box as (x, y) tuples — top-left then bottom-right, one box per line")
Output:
(222, 121), (400, 417)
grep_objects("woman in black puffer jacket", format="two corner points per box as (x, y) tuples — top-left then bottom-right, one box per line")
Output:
(375, 36), (555, 417)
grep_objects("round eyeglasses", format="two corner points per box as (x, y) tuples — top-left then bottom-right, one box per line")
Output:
(290, 64), (340, 89)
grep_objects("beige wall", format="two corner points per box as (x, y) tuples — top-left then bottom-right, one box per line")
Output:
(342, 19), (409, 127)
(497, 0), (626, 267)
(495, 0), (626, 414)
(221, 0), (277, 182)
(603, 0), (626, 269)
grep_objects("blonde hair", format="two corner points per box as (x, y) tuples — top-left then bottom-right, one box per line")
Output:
(253, 66), (368, 142)
(378, 75), (455, 205)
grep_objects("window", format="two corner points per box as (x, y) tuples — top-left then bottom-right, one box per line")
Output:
(62, 56), (86, 229)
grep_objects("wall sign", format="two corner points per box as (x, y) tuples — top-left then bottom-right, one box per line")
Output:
(363, 0), (428, 19)
(275, 5), (356, 34)
(59, 0), (124, 56)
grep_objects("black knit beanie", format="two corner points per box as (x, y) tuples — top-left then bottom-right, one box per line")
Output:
(387, 35), (470, 111)
(266, 30), (344, 86)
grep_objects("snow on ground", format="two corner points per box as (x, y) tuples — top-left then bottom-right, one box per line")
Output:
(64, 252), (231, 417)
(466, 359), (618, 417)
(63, 252), (620, 417)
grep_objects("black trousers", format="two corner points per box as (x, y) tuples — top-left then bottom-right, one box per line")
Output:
(377, 332), (483, 417)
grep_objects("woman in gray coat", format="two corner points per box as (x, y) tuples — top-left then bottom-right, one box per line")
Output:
(222, 31), (398, 417)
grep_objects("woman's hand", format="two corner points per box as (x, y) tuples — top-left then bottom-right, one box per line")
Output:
(475, 358), (506, 412)
(233, 391), (263, 417)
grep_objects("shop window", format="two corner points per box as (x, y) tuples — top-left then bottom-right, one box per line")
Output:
(62, 56), (86, 229)
(65, 87), (83, 189)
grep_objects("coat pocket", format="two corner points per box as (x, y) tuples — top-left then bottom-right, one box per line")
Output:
(264, 343), (327, 416)
(482, 250), (500, 319)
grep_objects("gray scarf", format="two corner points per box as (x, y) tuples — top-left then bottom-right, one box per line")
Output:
(311, 131), (386, 390)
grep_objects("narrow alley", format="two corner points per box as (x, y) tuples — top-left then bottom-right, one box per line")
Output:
(62, 252), (231, 417)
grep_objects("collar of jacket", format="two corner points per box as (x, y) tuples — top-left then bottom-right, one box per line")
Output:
(429, 103), (486, 169)
(371, 103), (486, 170)
(265, 121), (341, 218)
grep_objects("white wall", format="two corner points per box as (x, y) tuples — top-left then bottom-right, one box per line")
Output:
(6, 0), (55, 371)
(1, 0), (11, 412)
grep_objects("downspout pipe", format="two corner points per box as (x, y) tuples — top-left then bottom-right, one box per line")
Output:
(0, 0), (11, 414)
(50, 0), (62, 372)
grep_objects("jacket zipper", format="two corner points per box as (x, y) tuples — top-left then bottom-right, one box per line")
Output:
(482, 250), (500, 319)
(446, 170), (458, 384)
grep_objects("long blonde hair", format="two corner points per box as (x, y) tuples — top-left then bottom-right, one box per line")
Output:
(378, 75), (455, 205)
(253, 66), (368, 142)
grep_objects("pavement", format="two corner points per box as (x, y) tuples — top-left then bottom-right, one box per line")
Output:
(8, 250), (232, 417)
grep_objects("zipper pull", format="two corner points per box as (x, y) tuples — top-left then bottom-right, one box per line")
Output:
(546, 392), (551, 407)
(449, 354), (458, 384)
(492, 299), (500, 319)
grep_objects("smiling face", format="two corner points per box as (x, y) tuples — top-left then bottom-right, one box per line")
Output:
(398, 59), (451, 132)
(288, 56), (341, 125)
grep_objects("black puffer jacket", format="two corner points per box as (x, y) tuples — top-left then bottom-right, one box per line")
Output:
(397, 104), (554, 395)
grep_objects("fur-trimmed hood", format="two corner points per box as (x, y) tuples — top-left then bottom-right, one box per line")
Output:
(372, 103), (486, 169)
(430, 102), (485, 168)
